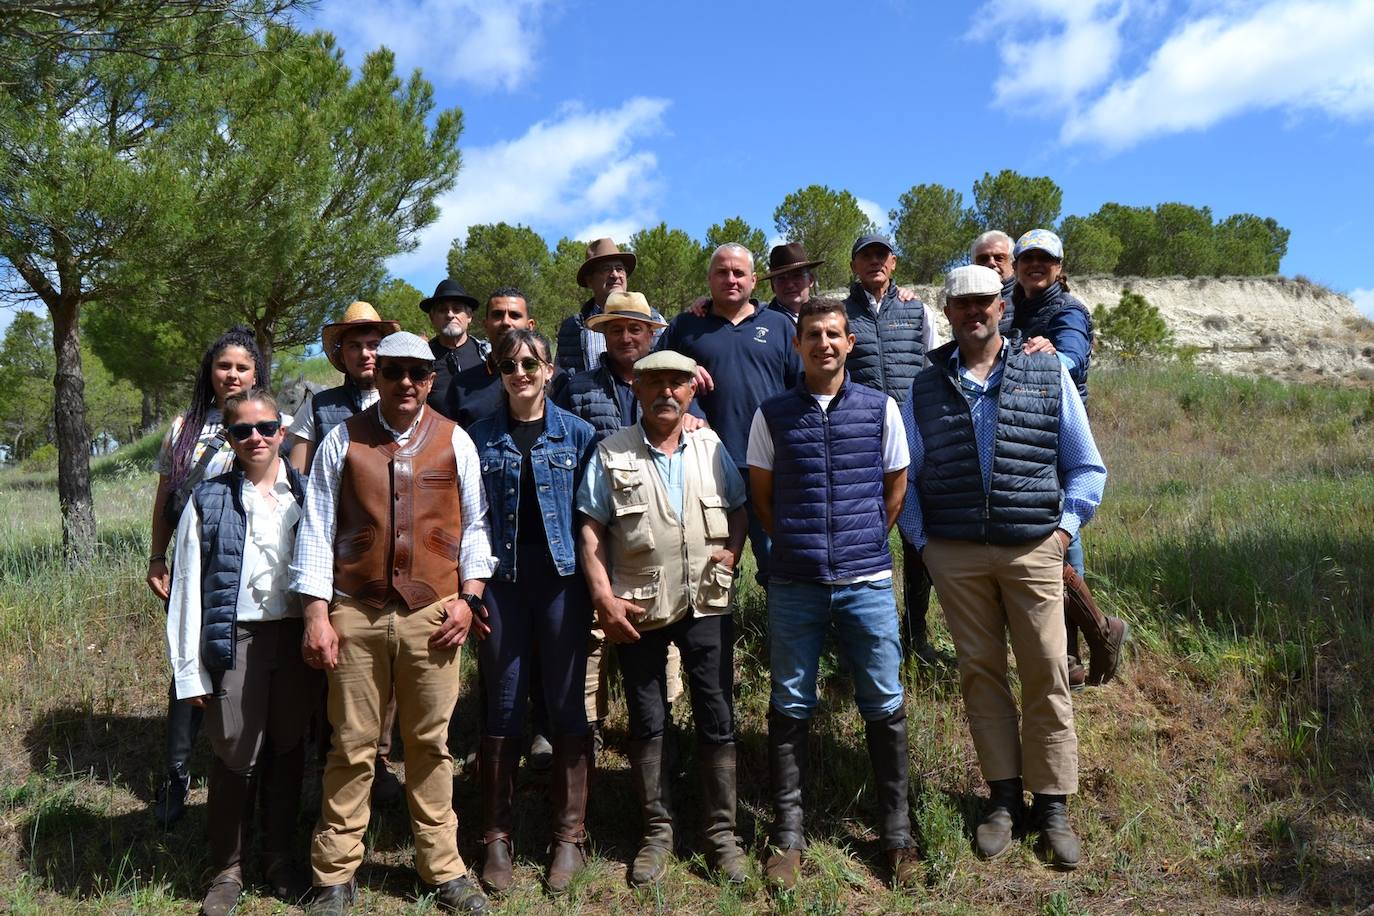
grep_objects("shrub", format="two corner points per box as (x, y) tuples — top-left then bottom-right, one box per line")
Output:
(1093, 289), (1175, 361)
(20, 444), (57, 474)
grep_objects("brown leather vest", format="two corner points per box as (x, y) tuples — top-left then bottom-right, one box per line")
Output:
(334, 407), (463, 609)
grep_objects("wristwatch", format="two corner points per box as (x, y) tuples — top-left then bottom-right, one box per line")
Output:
(460, 592), (485, 613)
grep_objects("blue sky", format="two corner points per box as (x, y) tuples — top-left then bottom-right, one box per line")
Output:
(5, 0), (1373, 335)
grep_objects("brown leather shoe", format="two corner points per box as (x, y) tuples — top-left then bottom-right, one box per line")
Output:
(764, 847), (801, 889)
(200, 869), (242, 916)
(886, 846), (921, 887)
(1067, 656), (1086, 692)
(1063, 563), (1129, 685)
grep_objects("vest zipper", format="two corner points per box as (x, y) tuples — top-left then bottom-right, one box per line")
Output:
(821, 398), (833, 578)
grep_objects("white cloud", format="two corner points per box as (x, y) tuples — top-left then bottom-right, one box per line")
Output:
(388, 97), (671, 282)
(1066, 0), (1374, 148)
(974, 0), (1374, 150)
(974, 0), (1130, 111)
(575, 218), (646, 244)
(855, 197), (889, 234)
(1351, 287), (1374, 318)
(311, 0), (551, 91)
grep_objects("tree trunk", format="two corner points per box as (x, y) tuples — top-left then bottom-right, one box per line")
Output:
(140, 390), (155, 433)
(254, 320), (275, 388)
(50, 296), (97, 565)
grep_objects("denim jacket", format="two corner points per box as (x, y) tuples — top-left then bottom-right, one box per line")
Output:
(471, 403), (596, 581)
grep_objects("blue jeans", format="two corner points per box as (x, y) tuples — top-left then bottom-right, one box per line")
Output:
(768, 576), (905, 721)
(479, 547), (592, 737)
(1066, 532), (1084, 577)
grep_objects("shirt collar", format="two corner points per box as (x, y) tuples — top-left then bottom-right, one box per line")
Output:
(377, 403), (425, 437)
(638, 421), (688, 457)
(948, 339), (1010, 392)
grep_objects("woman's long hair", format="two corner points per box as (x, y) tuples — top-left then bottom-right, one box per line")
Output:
(166, 326), (266, 491)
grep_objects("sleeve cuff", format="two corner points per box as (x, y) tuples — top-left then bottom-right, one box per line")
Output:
(289, 571), (333, 602)
(1057, 513), (1083, 540)
(461, 556), (499, 582)
(173, 668), (212, 701)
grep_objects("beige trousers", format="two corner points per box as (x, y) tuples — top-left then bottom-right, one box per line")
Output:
(924, 533), (1078, 795)
(311, 595), (465, 887)
(584, 628), (681, 723)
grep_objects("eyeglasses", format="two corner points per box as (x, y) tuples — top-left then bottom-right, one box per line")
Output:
(497, 357), (545, 375)
(379, 365), (434, 383)
(227, 420), (282, 441)
(595, 263), (628, 276)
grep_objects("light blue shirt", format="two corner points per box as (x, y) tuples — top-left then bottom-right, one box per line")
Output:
(896, 345), (1106, 549)
(576, 423), (747, 524)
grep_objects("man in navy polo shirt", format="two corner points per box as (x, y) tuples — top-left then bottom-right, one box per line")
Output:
(657, 242), (800, 585)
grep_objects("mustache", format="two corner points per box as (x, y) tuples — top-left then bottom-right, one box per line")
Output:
(650, 396), (682, 413)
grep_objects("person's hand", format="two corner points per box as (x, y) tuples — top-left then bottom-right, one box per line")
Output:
(695, 365), (715, 393)
(596, 595), (644, 645)
(184, 695), (208, 708)
(709, 547), (738, 569)
(682, 413), (707, 433)
(1024, 336), (1056, 355)
(303, 607), (340, 670)
(430, 594), (476, 649)
(463, 594), (492, 642)
(146, 558), (170, 601)
(895, 285), (918, 302)
(687, 296), (710, 317)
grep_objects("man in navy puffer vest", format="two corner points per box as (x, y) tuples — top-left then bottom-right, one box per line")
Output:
(747, 298), (919, 890)
(898, 265), (1108, 871)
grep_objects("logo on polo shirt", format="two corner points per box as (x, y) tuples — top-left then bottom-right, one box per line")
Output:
(754, 327), (769, 343)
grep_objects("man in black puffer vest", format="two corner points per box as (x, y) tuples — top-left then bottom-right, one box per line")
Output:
(843, 234), (943, 666)
(898, 265), (1108, 872)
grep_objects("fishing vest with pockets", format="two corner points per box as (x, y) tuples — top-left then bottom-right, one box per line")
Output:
(597, 425), (737, 629)
(193, 464), (307, 672)
(843, 282), (929, 402)
(760, 375), (891, 582)
(911, 338), (1063, 544)
(334, 407), (463, 609)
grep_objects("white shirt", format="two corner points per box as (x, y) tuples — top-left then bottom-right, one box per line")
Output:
(746, 392), (909, 585)
(287, 387), (381, 444)
(288, 404), (497, 601)
(166, 460), (300, 700)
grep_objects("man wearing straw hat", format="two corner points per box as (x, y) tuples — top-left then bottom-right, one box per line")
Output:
(557, 238), (663, 374)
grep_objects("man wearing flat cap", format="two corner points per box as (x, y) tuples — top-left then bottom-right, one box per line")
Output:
(292, 330), (496, 914)
(576, 349), (750, 887)
(420, 278), (489, 416)
(897, 266), (1107, 872)
(557, 238), (663, 374)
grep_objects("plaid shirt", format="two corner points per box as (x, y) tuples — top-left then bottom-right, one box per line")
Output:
(289, 405), (497, 601)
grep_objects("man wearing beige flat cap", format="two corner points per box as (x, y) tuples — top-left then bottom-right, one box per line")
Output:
(556, 238), (665, 374)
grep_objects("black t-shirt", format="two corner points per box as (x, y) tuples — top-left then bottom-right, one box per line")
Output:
(509, 415), (547, 548)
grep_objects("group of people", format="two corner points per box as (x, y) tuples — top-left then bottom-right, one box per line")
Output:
(150, 228), (1128, 915)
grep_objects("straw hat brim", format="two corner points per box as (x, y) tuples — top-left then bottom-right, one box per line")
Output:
(322, 319), (402, 371)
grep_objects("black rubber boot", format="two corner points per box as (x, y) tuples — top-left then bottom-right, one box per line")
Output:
(764, 708), (807, 889)
(864, 709), (919, 886)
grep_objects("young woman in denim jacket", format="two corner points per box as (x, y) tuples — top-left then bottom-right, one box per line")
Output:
(468, 328), (597, 896)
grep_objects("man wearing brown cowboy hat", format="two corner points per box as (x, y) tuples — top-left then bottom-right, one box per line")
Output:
(420, 278), (489, 416)
(757, 243), (825, 324)
(556, 238), (664, 374)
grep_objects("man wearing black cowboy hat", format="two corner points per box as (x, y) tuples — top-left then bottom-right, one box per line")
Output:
(420, 278), (489, 417)
(757, 243), (824, 324)
(556, 238), (665, 374)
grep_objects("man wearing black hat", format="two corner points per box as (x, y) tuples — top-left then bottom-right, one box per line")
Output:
(557, 238), (664, 374)
(420, 278), (489, 416)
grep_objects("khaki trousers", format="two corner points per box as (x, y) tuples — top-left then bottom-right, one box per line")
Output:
(924, 533), (1078, 795)
(311, 596), (465, 887)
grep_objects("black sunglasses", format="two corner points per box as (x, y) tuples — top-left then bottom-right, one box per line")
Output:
(380, 365), (434, 383)
(227, 420), (282, 441)
(497, 357), (545, 375)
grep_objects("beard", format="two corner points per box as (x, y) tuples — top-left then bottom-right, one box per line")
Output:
(440, 320), (465, 341)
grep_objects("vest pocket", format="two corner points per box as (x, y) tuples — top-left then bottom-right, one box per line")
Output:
(336, 525), (376, 562)
(417, 468), (457, 489)
(613, 504), (656, 553)
(699, 560), (736, 609)
(699, 494), (730, 540)
(423, 526), (462, 561)
(613, 567), (661, 615)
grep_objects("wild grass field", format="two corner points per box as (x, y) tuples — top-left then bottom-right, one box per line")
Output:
(1, 365), (1372, 914)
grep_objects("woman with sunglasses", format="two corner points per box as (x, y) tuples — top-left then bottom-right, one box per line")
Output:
(146, 325), (270, 828)
(468, 329), (597, 895)
(166, 388), (319, 915)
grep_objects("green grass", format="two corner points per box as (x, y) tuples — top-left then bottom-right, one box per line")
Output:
(1, 363), (1373, 912)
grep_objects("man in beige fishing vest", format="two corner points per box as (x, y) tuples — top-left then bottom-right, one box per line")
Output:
(290, 331), (496, 915)
(575, 349), (750, 887)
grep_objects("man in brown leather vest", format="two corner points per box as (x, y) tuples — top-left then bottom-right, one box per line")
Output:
(290, 331), (496, 915)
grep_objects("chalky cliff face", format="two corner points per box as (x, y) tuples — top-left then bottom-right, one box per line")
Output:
(854, 277), (1369, 384)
